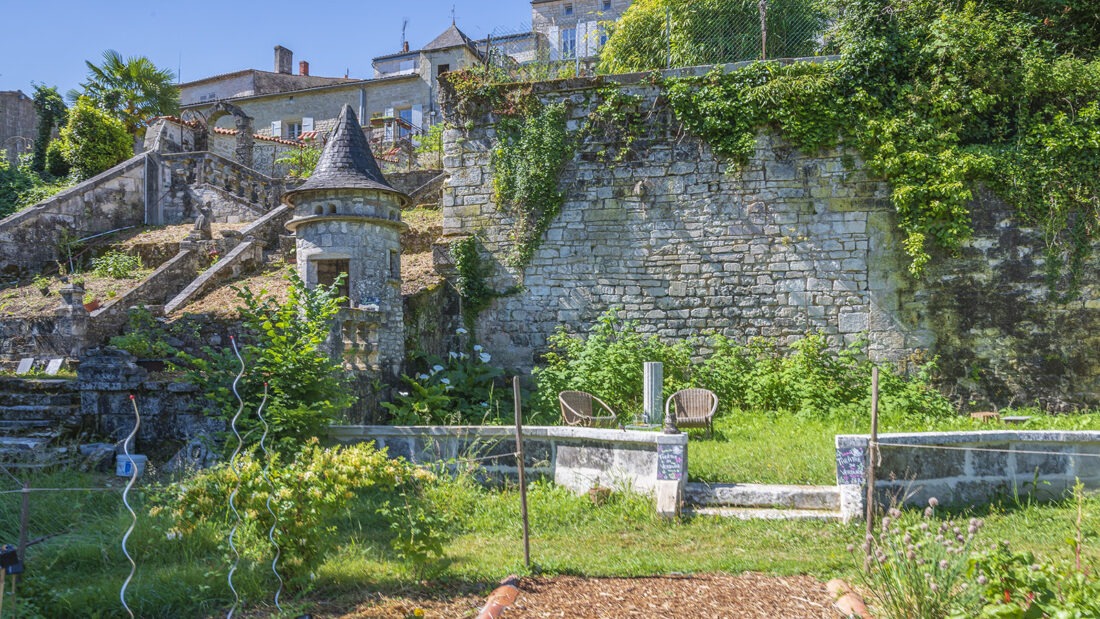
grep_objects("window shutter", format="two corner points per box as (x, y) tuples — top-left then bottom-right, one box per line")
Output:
(302, 117), (314, 131)
(411, 105), (423, 132)
(271, 120), (282, 138)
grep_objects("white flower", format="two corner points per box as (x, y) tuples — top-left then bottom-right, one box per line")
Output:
(480, 402), (489, 408)
(456, 327), (468, 335)
(399, 391), (409, 397)
(473, 344), (483, 352)
(440, 378), (451, 385)
(432, 364), (444, 373)
(448, 352), (459, 359)
(479, 352), (491, 363)
(459, 352), (468, 360)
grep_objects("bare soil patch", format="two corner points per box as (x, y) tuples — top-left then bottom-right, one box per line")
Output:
(328, 573), (836, 618)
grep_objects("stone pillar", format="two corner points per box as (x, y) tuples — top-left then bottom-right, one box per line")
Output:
(55, 284), (88, 357)
(76, 348), (148, 451)
(643, 361), (663, 425)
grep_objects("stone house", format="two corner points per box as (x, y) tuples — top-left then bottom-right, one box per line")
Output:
(531, 0), (632, 62)
(0, 90), (36, 165)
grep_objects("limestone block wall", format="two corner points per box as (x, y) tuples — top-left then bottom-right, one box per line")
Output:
(0, 316), (72, 362)
(329, 424), (688, 495)
(153, 152), (284, 225)
(439, 70), (1099, 408)
(0, 154), (149, 275)
(836, 431), (1100, 519)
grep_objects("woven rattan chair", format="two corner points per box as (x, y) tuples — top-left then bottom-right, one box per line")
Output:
(559, 391), (618, 428)
(665, 388), (718, 437)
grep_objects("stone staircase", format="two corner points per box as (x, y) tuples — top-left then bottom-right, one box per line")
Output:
(0, 378), (85, 466)
(684, 482), (842, 521)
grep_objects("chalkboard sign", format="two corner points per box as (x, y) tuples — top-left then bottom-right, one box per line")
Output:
(656, 443), (685, 481)
(836, 447), (865, 485)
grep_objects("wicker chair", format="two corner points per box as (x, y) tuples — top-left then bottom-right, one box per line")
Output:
(559, 391), (618, 428)
(665, 388), (718, 437)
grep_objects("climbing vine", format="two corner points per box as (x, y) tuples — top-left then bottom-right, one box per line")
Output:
(492, 101), (572, 268)
(451, 235), (498, 334)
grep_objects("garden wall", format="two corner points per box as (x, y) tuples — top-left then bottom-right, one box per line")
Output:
(0, 154), (149, 275)
(438, 64), (1100, 409)
(328, 425), (688, 496)
(835, 431), (1100, 520)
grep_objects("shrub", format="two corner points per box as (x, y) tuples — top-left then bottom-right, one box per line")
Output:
(531, 309), (694, 424)
(91, 249), (143, 279)
(0, 151), (36, 218)
(162, 439), (423, 581)
(183, 269), (355, 453)
(44, 139), (70, 178)
(109, 307), (177, 358)
(58, 96), (132, 180)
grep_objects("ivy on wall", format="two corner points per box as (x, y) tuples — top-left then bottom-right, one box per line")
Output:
(492, 101), (572, 269)
(445, 0), (1099, 295)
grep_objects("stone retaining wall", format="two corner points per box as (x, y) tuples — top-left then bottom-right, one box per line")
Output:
(0, 154), (149, 275)
(438, 62), (1100, 409)
(835, 431), (1100, 520)
(329, 425), (688, 496)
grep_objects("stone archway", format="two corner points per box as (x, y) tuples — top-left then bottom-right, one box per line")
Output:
(206, 102), (254, 167)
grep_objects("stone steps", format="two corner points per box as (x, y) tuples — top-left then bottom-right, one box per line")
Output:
(683, 482), (842, 521)
(0, 379), (83, 465)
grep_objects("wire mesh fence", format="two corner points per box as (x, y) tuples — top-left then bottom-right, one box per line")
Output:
(476, 0), (829, 83)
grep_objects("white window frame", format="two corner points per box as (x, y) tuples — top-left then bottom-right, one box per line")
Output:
(562, 27), (577, 59)
(286, 121), (303, 139)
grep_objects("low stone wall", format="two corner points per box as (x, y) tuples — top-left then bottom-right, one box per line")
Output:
(0, 316), (72, 362)
(87, 249), (198, 345)
(0, 154), (148, 275)
(329, 425), (688, 496)
(836, 431), (1100, 519)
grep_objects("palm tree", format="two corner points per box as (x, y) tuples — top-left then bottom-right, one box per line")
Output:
(70, 50), (179, 146)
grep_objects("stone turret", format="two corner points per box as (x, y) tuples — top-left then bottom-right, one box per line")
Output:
(283, 104), (409, 376)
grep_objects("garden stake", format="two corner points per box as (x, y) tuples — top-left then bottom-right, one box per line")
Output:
(864, 367), (879, 568)
(513, 376), (531, 568)
(120, 395), (141, 619)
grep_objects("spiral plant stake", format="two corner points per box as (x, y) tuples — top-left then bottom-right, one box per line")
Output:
(248, 376), (285, 610)
(227, 336), (247, 619)
(120, 395), (141, 619)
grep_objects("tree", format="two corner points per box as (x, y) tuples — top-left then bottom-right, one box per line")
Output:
(0, 153), (36, 218)
(58, 97), (133, 180)
(598, 0), (824, 74)
(31, 85), (67, 174)
(72, 49), (179, 145)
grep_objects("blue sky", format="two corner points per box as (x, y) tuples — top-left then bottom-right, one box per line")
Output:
(0, 1), (534, 96)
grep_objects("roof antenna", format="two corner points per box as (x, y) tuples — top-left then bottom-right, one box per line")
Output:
(452, 4), (456, 25)
(401, 18), (409, 49)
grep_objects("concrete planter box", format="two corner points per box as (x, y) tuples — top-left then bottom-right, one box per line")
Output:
(836, 431), (1100, 520)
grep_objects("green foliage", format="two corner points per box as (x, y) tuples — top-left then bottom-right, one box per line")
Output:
(0, 152), (36, 218)
(91, 249), (143, 279)
(968, 542), (1100, 617)
(858, 502), (985, 618)
(451, 235), (499, 332)
(492, 101), (572, 268)
(532, 309), (954, 425)
(164, 439), (420, 580)
(532, 309), (694, 424)
(58, 96), (133, 180)
(415, 122), (444, 159)
(183, 270), (354, 453)
(376, 480), (456, 577)
(598, 0), (825, 74)
(31, 84), (67, 174)
(73, 49), (179, 142)
(109, 307), (178, 358)
(659, 0), (1100, 285)
(44, 139), (70, 178)
(382, 341), (508, 425)
(274, 141), (322, 179)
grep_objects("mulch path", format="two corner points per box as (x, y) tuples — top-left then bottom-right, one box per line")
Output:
(331, 573), (838, 618)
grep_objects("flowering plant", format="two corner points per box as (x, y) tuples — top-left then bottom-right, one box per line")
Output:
(382, 331), (508, 425)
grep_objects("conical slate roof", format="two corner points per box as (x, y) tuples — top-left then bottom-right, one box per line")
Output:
(283, 104), (404, 201)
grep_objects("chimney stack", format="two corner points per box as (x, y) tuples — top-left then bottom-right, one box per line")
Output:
(299, 60), (310, 76)
(274, 45), (293, 74)
(403, 41), (410, 53)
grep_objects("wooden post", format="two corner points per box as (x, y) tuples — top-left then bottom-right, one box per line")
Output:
(513, 376), (531, 568)
(18, 482), (29, 562)
(865, 367), (880, 563)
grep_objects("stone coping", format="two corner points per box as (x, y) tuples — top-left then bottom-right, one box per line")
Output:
(330, 424), (687, 447)
(0, 153), (148, 228)
(837, 430), (1100, 449)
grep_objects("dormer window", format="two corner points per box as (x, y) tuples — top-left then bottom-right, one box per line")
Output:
(603, 0), (611, 10)
(564, 3), (573, 15)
